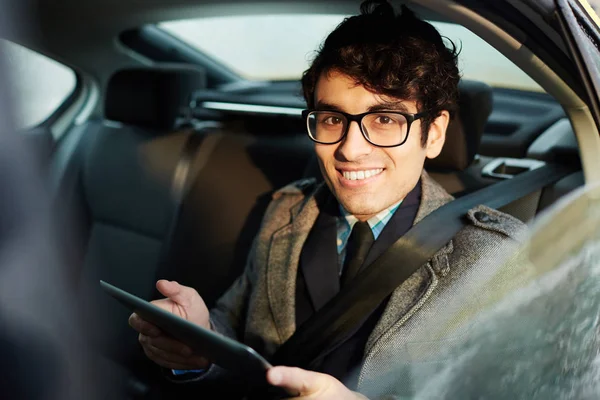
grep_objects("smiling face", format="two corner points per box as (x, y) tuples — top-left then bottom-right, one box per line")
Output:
(313, 70), (449, 221)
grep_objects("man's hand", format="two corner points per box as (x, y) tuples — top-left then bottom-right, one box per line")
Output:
(267, 366), (369, 399)
(128, 280), (211, 370)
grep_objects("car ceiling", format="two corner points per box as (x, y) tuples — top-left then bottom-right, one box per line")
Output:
(31, 0), (446, 30)
(8, 1), (445, 71)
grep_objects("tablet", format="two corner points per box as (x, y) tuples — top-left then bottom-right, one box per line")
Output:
(100, 280), (272, 381)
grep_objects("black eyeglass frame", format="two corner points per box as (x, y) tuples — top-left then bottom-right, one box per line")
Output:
(302, 109), (429, 148)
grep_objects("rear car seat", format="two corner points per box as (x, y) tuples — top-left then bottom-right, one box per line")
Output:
(50, 64), (214, 398)
(50, 64), (314, 398)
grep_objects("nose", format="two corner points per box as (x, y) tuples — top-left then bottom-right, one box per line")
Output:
(336, 121), (373, 161)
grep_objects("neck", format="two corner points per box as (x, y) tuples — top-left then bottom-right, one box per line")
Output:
(343, 198), (405, 222)
(354, 213), (375, 222)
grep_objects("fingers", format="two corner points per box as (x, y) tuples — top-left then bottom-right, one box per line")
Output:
(155, 280), (197, 307)
(153, 280), (210, 329)
(139, 334), (210, 370)
(143, 344), (208, 370)
(128, 313), (161, 337)
(267, 366), (328, 397)
(141, 334), (193, 357)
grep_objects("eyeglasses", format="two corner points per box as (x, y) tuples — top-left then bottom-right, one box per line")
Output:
(302, 109), (428, 148)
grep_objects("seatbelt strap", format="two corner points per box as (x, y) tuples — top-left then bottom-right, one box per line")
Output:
(153, 132), (205, 296)
(272, 163), (577, 368)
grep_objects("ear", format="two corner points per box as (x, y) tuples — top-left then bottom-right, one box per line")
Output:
(425, 110), (450, 159)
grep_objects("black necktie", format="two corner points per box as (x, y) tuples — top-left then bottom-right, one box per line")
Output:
(340, 221), (374, 287)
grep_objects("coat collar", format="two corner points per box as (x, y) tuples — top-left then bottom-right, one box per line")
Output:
(414, 170), (454, 224)
(297, 195), (340, 315)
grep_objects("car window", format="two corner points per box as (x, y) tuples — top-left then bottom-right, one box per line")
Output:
(159, 15), (544, 92)
(1, 40), (77, 130)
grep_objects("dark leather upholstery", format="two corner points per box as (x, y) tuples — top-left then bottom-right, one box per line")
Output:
(105, 64), (207, 130)
(51, 65), (210, 399)
(58, 65), (312, 398)
(425, 79), (492, 171)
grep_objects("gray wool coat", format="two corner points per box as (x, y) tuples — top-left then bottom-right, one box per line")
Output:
(207, 170), (529, 398)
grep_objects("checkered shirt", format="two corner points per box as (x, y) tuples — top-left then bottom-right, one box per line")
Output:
(337, 199), (403, 272)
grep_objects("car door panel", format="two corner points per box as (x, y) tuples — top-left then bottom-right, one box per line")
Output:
(480, 89), (566, 157)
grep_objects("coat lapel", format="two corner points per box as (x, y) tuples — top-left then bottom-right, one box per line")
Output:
(413, 170), (455, 224)
(364, 171), (455, 353)
(299, 207), (340, 312)
(266, 184), (325, 343)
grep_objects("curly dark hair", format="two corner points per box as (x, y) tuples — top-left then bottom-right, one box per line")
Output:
(301, 0), (460, 146)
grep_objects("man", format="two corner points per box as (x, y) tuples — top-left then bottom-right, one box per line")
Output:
(129, 1), (526, 398)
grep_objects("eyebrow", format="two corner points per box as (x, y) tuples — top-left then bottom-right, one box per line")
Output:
(314, 101), (343, 112)
(315, 100), (411, 113)
(368, 101), (410, 113)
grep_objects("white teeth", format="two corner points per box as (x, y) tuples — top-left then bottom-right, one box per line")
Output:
(342, 168), (383, 181)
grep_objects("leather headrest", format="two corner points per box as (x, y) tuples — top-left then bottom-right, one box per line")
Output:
(425, 80), (492, 171)
(105, 64), (207, 130)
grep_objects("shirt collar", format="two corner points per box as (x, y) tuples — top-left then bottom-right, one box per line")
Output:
(336, 199), (403, 253)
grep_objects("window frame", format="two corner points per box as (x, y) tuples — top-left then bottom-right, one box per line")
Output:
(2, 40), (82, 131)
(558, 0), (600, 131)
(37, 71), (82, 130)
(119, 25), (242, 88)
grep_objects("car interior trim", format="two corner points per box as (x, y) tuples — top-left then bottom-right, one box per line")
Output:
(526, 118), (577, 160)
(559, 0), (600, 124)
(481, 157), (546, 180)
(114, 34), (154, 66)
(52, 74), (94, 138)
(74, 75), (101, 127)
(201, 101), (303, 116)
(557, 0), (600, 182)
